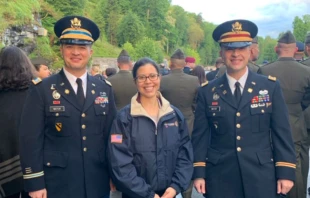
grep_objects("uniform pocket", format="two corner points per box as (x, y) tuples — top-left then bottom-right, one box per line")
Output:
(94, 105), (109, 134)
(250, 107), (272, 133)
(256, 147), (274, 165)
(206, 110), (225, 134)
(46, 111), (72, 137)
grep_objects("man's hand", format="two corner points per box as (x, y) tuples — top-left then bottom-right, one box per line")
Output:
(277, 179), (294, 195)
(110, 179), (116, 192)
(161, 187), (177, 198)
(29, 189), (47, 198)
(194, 178), (206, 194)
(154, 194), (160, 198)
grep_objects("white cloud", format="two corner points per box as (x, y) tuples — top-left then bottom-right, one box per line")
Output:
(171, 0), (310, 37)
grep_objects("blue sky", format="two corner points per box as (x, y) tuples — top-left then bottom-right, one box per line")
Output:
(172, 0), (310, 38)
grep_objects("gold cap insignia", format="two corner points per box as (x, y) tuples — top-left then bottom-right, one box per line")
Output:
(232, 22), (242, 33)
(71, 17), (82, 29)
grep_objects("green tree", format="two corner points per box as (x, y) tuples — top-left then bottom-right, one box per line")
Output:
(135, 37), (163, 63)
(293, 15), (310, 42)
(117, 11), (145, 46)
(45, 0), (85, 15)
(183, 47), (201, 64)
(123, 42), (137, 60)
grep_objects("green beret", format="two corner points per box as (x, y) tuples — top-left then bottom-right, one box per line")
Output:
(278, 31), (296, 44)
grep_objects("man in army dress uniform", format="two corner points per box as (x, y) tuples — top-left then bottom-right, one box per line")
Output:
(192, 19), (296, 198)
(215, 36), (260, 78)
(258, 31), (310, 198)
(108, 50), (137, 111)
(19, 16), (117, 198)
(160, 49), (199, 198)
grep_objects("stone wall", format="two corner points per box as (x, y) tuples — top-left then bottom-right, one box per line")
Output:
(92, 57), (118, 71)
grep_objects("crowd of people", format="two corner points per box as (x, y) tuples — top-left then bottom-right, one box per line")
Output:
(1, 14), (310, 198)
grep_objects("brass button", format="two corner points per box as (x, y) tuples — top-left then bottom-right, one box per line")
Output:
(81, 113), (86, 118)
(236, 112), (241, 117)
(47, 162), (51, 166)
(237, 147), (242, 152)
(82, 125), (86, 129)
(237, 136), (241, 140)
(236, 124), (241, 128)
(213, 113), (216, 116)
(83, 147), (87, 152)
(83, 136), (87, 141)
(55, 113), (59, 117)
(261, 109), (265, 113)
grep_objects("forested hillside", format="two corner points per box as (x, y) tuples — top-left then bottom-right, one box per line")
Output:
(0, 0), (309, 68)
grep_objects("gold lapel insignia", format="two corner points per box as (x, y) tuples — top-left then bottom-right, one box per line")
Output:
(52, 90), (61, 99)
(248, 88), (253, 93)
(55, 123), (62, 132)
(91, 90), (95, 95)
(223, 90), (227, 95)
(65, 89), (70, 94)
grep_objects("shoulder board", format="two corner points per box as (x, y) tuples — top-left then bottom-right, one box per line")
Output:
(32, 77), (42, 85)
(268, 75), (276, 82)
(201, 81), (209, 87)
(105, 79), (112, 86)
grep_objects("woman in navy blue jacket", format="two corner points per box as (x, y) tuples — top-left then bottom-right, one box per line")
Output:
(108, 57), (193, 198)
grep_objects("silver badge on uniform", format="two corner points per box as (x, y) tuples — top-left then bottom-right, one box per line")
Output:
(52, 90), (61, 99)
(213, 93), (220, 100)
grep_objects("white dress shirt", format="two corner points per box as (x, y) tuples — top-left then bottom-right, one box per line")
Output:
(63, 68), (87, 97)
(226, 67), (248, 95)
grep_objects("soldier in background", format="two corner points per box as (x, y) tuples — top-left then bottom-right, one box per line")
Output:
(91, 64), (105, 80)
(160, 49), (199, 198)
(302, 31), (310, 66)
(258, 31), (310, 198)
(294, 41), (305, 62)
(183, 56), (196, 75)
(108, 50), (136, 110)
(206, 57), (223, 81)
(215, 36), (260, 78)
(31, 57), (51, 79)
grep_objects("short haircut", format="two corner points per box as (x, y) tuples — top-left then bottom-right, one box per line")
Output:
(170, 58), (185, 68)
(132, 57), (159, 79)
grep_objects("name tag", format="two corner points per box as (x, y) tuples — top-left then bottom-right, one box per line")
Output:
(209, 106), (221, 112)
(49, 106), (65, 112)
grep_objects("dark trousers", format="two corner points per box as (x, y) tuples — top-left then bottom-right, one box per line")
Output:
(122, 191), (170, 198)
(5, 191), (30, 198)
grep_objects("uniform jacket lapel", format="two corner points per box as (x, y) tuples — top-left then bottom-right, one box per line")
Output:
(238, 71), (258, 110)
(216, 74), (238, 109)
(83, 75), (97, 112)
(56, 69), (81, 111)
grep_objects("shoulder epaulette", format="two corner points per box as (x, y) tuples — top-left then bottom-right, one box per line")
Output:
(32, 77), (42, 85)
(201, 81), (209, 87)
(268, 75), (276, 82)
(105, 79), (112, 86)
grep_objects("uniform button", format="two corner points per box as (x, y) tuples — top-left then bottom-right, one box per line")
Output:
(213, 113), (216, 116)
(47, 162), (51, 166)
(83, 136), (87, 140)
(261, 109), (265, 113)
(55, 113), (59, 117)
(81, 113), (86, 118)
(236, 112), (241, 117)
(236, 124), (241, 128)
(237, 147), (242, 152)
(237, 136), (241, 140)
(103, 112), (106, 115)
(83, 147), (87, 152)
(82, 124), (86, 129)
(271, 158), (274, 162)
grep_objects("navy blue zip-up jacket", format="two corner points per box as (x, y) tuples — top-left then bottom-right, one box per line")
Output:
(108, 93), (193, 198)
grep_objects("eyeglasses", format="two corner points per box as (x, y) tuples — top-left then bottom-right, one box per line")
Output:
(135, 73), (159, 82)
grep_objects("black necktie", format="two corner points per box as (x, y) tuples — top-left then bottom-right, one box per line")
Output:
(234, 81), (241, 106)
(76, 78), (85, 107)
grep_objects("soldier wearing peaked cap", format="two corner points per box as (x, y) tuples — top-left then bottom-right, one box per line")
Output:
(160, 49), (199, 198)
(19, 16), (117, 198)
(258, 30), (310, 198)
(294, 41), (305, 62)
(192, 19), (296, 198)
(108, 49), (137, 111)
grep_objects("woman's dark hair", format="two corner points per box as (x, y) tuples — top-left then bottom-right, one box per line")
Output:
(132, 57), (159, 79)
(106, 67), (117, 77)
(192, 65), (207, 85)
(0, 46), (35, 90)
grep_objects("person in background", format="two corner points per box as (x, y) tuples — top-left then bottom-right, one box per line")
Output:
(206, 57), (223, 81)
(159, 63), (170, 76)
(294, 41), (305, 62)
(108, 57), (193, 198)
(106, 67), (117, 77)
(108, 50), (137, 111)
(184, 56), (196, 75)
(0, 46), (34, 198)
(19, 16), (117, 198)
(91, 64), (105, 80)
(192, 19), (296, 198)
(31, 57), (51, 79)
(192, 65), (207, 85)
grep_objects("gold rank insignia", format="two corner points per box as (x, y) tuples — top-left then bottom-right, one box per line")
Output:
(65, 89), (70, 94)
(105, 80), (112, 86)
(32, 77), (42, 85)
(71, 17), (82, 29)
(55, 123), (62, 132)
(201, 81), (208, 87)
(268, 75), (276, 82)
